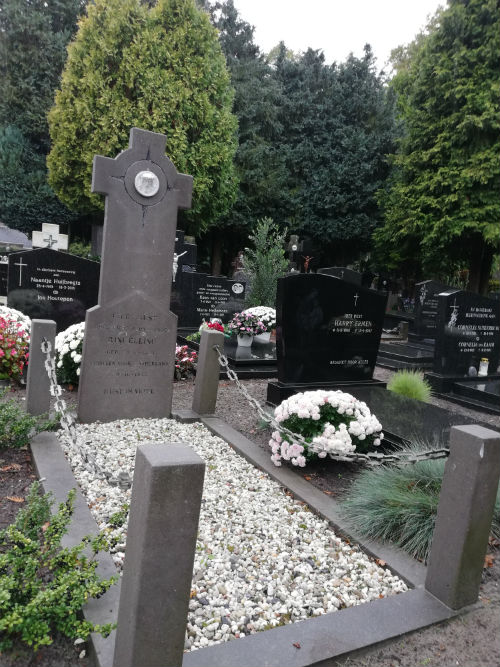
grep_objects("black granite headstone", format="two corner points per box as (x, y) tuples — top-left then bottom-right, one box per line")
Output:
(433, 290), (500, 376)
(317, 266), (362, 285)
(277, 273), (387, 384)
(413, 280), (452, 339)
(7, 248), (99, 332)
(171, 272), (246, 328)
(174, 230), (197, 275)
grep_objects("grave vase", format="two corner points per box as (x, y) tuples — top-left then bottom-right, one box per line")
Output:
(237, 334), (253, 347)
(254, 331), (271, 344)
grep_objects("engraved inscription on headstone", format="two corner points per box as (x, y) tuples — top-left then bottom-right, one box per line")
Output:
(434, 290), (500, 376)
(171, 272), (246, 328)
(7, 248), (99, 331)
(77, 128), (193, 423)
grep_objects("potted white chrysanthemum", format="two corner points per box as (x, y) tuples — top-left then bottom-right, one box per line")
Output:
(243, 306), (276, 344)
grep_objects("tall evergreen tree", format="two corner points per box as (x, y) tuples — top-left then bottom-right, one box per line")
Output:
(275, 44), (396, 260)
(207, 1), (289, 272)
(47, 0), (238, 236)
(0, 0), (82, 231)
(374, 0), (499, 293)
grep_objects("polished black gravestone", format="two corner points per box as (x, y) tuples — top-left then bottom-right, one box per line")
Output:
(172, 272), (246, 329)
(7, 248), (99, 332)
(376, 341), (434, 371)
(411, 280), (451, 341)
(78, 128), (192, 423)
(267, 273), (387, 404)
(317, 266), (362, 285)
(425, 290), (500, 410)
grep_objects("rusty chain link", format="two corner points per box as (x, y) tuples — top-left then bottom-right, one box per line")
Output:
(213, 345), (449, 467)
(41, 338), (132, 489)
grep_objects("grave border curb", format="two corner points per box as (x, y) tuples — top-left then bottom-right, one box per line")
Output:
(30, 420), (469, 667)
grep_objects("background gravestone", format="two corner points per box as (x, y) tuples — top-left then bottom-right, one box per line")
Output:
(413, 279), (452, 339)
(171, 271), (246, 329)
(267, 273), (387, 403)
(317, 266), (362, 285)
(77, 128), (192, 423)
(433, 290), (500, 377)
(7, 248), (99, 332)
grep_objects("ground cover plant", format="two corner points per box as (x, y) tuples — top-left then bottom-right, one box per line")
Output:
(0, 390), (57, 449)
(0, 482), (116, 651)
(387, 370), (432, 402)
(340, 441), (500, 562)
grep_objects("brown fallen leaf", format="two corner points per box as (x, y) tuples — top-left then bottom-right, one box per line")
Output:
(41, 522), (50, 533)
(292, 642), (301, 649)
(304, 475), (312, 481)
(6, 496), (25, 503)
(376, 558), (386, 567)
(484, 554), (495, 569)
(323, 490), (334, 495)
(1, 463), (22, 472)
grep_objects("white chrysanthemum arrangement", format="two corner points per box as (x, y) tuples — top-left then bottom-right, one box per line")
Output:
(269, 390), (384, 467)
(243, 306), (276, 332)
(55, 322), (85, 385)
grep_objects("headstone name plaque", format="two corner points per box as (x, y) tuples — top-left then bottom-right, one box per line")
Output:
(77, 128), (193, 423)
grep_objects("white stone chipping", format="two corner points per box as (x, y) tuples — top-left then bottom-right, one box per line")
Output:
(58, 418), (408, 651)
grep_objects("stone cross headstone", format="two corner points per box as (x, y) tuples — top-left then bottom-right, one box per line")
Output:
(32, 223), (69, 251)
(77, 128), (193, 423)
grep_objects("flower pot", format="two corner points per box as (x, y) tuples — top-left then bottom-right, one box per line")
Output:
(237, 334), (253, 347)
(254, 331), (271, 344)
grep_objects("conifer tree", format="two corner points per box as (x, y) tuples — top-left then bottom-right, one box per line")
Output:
(374, 0), (499, 293)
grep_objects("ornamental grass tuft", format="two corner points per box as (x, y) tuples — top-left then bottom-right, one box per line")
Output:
(340, 441), (500, 563)
(387, 370), (432, 402)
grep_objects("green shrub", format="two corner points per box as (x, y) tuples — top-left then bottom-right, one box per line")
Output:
(340, 442), (500, 562)
(387, 370), (432, 402)
(0, 391), (58, 449)
(0, 482), (117, 651)
(243, 217), (289, 308)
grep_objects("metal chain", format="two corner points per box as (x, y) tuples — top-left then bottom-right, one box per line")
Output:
(41, 339), (132, 489)
(213, 345), (449, 467)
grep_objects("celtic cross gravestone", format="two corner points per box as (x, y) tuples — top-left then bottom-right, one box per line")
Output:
(77, 128), (193, 423)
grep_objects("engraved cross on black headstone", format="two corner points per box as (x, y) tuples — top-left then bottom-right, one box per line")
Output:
(92, 127), (193, 306)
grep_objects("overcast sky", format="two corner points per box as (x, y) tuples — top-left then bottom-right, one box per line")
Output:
(231, 0), (445, 70)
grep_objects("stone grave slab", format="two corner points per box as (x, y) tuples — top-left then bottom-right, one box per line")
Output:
(77, 127), (192, 422)
(78, 294), (177, 423)
(412, 279), (452, 340)
(172, 272), (246, 329)
(317, 266), (362, 285)
(7, 247), (99, 331)
(267, 274), (387, 404)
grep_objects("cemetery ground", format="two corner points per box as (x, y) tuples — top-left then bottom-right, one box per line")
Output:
(0, 369), (499, 667)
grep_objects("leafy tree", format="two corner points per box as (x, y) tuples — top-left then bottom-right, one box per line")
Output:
(47, 0), (238, 236)
(374, 0), (500, 294)
(0, 126), (76, 232)
(274, 44), (396, 261)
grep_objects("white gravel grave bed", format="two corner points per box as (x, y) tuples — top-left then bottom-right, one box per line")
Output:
(58, 418), (408, 651)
